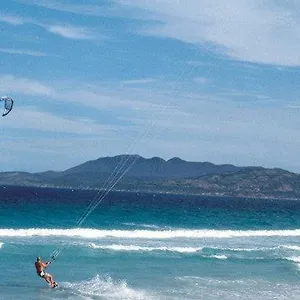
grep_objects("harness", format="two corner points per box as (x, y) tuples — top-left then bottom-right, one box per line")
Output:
(37, 270), (45, 278)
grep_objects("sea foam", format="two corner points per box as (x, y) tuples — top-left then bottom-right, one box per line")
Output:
(281, 245), (300, 251)
(89, 243), (300, 256)
(89, 243), (201, 253)
(285, 256), (300, 263)
(207, 254), (228, 260)
(62, 275), (154, 300)
(1, 228), (300, 239)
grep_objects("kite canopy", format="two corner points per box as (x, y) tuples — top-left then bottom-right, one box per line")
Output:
(0, 96), (14, 117)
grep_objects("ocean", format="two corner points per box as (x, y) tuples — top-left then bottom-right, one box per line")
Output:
(1, 186), (300, 299)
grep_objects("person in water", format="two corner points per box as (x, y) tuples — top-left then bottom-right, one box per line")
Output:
(35, 257), (57, 287)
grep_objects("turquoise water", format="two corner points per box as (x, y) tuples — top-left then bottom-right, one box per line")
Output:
(1, 186), (300, 299)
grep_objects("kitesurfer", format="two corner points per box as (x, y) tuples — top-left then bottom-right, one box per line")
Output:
(35, 257), (57, 287)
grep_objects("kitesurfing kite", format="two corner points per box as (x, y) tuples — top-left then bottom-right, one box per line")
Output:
(0, 96), (14, 117)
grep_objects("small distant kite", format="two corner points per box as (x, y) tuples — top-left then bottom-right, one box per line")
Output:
(0, 96), (14, 117)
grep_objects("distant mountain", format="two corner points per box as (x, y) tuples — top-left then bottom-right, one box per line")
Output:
(62, 155), (241, 179)
(0, 155), (300, 199)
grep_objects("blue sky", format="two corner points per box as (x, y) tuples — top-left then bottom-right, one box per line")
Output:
(1, 0), (300, 173)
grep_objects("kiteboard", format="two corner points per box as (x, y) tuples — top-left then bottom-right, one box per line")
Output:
(52, 282), (59, 288)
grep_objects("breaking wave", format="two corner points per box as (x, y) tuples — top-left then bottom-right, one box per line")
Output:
(285, 256), (300, 263)
(87, 243), (300, 263)
(1, 228), (300, 239)
(89, 243), (201, 253)
(61, 275), (154, 300)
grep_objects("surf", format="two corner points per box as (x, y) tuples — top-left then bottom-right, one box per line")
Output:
(1, 228), (300, 239)
(89, 243), (202, 253)
(59, 275), (154, 300)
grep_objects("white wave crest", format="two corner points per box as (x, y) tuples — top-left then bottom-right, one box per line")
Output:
(89, 243), (201, 253)
(207, 245), (300, 252)
(207, 254), (228, 260)
(0, 242), (3, 248)
(281, 245), (300, 251)
(1, 228), (300, 239)
(62, 275), (154, 300)
(285, 256), (300, 263)
(205, 246), (262, 252)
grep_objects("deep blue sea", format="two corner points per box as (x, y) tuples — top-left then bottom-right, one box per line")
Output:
(1, 186), (300, 299)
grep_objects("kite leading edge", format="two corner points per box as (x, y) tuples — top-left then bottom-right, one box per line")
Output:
(0, 96), (14, 117)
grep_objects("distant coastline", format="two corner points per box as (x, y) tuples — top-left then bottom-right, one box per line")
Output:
(0, 155), (299, 200)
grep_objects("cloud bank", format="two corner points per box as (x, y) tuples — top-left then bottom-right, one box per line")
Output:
(117, 0), (300, 66)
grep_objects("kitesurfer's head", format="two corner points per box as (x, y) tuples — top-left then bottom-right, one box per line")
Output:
(36, 256), (41, 262)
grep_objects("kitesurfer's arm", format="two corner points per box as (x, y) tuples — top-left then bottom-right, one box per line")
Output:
(42, 261), (50, 268)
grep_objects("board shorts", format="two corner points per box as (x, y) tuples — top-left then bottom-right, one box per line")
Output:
(37, 271), (48, 278)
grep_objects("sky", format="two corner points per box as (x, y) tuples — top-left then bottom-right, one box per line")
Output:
(1, 0), (300, 173)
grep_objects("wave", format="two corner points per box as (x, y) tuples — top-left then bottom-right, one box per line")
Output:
(89, 243), (202, 253)
(0, 242), (3, 248)
(203, 244), (300, 253)
(61, 275), (154, 300)
(88, 243), (300, 263)
(281, 245), (300, 251)
(1, 228), (300, 239)
(285, 256), (300, 263)
(205, 254), (228, 260)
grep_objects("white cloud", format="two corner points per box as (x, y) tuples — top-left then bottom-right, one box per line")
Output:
(17, 0), (144, 18)
(53, 85), (168, 114)
(47, 24), (98, 40)
(0, 14), (24, 25)
(116, 0), (300, 66)
(122, 78), (157, 85)
(10, 1), (300, 65)
(17, 0), (106, 16)
(0, 74), (166, 115)
(0, 48), (47, 57)
(2, 106), (119, 135)
(0, 75), (53, 96)
(0, 12), (99, 41)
